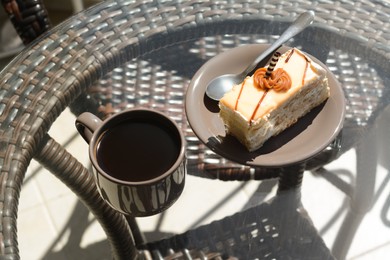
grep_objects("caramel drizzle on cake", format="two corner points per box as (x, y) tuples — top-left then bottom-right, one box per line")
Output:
(250, 91), (269, 123)
(287, 49), (313, 86)
(285, 48), (295, 62)
(234, 49), (314, 124)
(235, 78), (247, 110)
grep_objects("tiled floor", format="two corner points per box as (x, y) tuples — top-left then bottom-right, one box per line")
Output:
(15, 107), (390, 260)
(2, 1), (390, 259)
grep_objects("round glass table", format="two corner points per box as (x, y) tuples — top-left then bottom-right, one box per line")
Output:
(1, 0), (390, 259)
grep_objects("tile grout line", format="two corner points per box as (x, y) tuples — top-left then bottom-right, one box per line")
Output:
(33, 171), (66, 242)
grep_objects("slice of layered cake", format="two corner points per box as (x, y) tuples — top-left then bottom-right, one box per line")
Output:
(219, 48), (330, 152)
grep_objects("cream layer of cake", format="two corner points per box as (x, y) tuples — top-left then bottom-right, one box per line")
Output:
(219, 48), (330, 152)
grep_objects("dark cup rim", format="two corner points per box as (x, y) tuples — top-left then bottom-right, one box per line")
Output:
(89, 108), (186, 185)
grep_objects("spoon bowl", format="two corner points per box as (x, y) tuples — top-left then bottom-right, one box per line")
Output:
(206, 74), (242, 100)
(205, 11), (315, 101)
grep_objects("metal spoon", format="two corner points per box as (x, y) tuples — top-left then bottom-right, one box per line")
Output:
(205, 11), (315, 101)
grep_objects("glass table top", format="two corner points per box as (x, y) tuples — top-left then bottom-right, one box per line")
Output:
(0, 0), (390, 259)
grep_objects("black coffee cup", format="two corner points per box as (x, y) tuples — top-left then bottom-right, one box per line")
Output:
(76, 108), (186, 216)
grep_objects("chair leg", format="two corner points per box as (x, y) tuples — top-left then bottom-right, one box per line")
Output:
(331, 127), (377, 260)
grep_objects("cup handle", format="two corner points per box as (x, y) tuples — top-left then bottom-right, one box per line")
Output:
(75, 112), (103, 143)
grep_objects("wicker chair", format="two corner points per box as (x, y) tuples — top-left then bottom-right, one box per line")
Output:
(1, 0), (390, 259)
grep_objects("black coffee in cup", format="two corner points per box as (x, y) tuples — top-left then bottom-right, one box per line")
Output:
(96, 120), (181, 182)
(76, 108), (186, 216)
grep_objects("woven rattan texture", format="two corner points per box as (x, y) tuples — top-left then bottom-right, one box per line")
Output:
(82, 33), (388, 178)
(1, 0), (390, 259)
(1, 0), (51, 44)
(146, 198), (334, 259)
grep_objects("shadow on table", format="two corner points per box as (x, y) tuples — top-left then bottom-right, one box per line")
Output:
(376, 106), (390, 227)
(41, 201), (111, 260)
(38, 180), (277, 259)
(37, 176), (336, 260)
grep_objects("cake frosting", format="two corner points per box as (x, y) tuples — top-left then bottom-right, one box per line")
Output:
(219, 48), (330, 152)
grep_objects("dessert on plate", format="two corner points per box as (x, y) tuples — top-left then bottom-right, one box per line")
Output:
(219, 48), (330, 152)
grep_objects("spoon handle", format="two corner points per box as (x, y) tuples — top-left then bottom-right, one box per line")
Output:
(242, 11), (315, 76)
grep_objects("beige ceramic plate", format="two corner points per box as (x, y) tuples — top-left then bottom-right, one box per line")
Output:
(185, 44), (345, 167)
